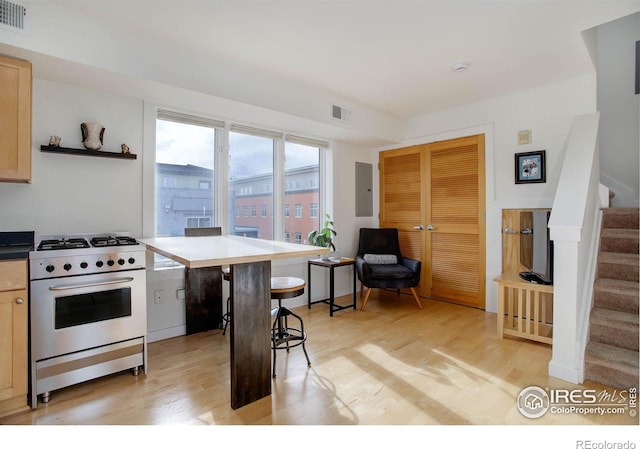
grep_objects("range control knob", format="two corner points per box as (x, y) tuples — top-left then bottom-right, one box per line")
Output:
(128, 257), (136, 264)
(64, 263), (72, 271)
(107, 259), (115, 267)
(80, 262), (88, 269)
(96, 260), (104, 268)
(46, 265), (55, 273)
(118, 258), (125, 266)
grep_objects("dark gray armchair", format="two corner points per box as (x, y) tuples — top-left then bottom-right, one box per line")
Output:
(355, 228), (422, 311)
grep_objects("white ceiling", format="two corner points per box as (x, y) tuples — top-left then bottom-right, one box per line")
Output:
(47, 1), (640, 120)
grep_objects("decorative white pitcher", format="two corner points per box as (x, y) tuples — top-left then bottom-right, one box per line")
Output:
(81, 122), (105, 150)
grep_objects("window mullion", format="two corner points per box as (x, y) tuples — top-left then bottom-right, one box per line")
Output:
(216, 125), (230, 231)
(273, 138), (286, 241)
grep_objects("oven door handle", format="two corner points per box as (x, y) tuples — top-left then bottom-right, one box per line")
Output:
(48, 277), (136, 291)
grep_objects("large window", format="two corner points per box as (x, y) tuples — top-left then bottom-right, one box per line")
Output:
(229, 128), (275, 239)
(153, 108), (328, 261)
(284, 141), (320, 244)
(155, 112), (220, 237)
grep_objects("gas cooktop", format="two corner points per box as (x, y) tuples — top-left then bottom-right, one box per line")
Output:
(36, 236), (139, 251)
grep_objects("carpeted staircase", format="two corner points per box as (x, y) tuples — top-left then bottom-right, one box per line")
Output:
(584, 207), (639, 390)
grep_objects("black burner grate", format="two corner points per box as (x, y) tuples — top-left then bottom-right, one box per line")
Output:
(37, 238), (90, 251)
(90, 236), (138, 247)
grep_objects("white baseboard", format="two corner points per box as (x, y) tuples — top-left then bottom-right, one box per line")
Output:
(548, 360), (584, 385)
(147, 325), (186, 343)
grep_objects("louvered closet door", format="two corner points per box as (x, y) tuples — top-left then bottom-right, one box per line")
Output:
(426, 135), (485, 308)
(379, 145), (426, 289)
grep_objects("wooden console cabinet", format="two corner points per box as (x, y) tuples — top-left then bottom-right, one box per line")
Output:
(496, 209), (553, 344)
(494, 272), (553, 344)
(0, 55), (32, 183)
(0, 259), (29, 416)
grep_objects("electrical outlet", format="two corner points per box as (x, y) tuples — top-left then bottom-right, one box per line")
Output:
(176, 288), (185, 301)
(154, 290), (163, 304)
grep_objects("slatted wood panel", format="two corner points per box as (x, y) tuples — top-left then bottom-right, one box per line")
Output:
(431, 234), (480, 306)
(379, 146), (424, 264)
(427, 135), (485, 308)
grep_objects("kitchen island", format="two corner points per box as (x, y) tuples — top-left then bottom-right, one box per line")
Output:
(139, 235), (328, 409)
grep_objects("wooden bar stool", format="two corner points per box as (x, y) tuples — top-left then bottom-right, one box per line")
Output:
(222, 267), (231, 336)
(270, 276), (311, 378)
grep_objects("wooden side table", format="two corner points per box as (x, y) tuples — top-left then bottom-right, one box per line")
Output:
(308, 258), (356, 316)
(494, 272), (553, 345)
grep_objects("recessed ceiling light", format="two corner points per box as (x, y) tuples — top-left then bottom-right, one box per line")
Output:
(451, 62), (469, 73)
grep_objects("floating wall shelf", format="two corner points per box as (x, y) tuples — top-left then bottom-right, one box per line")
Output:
(40, 145), (137, 160)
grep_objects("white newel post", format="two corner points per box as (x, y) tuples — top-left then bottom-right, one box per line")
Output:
(548, 238), (583, 383)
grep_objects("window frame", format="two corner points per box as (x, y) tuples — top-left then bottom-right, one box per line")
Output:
(143, 103), (331, 270)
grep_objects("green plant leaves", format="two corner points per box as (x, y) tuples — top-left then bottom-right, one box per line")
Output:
(308, 213), (336, 251)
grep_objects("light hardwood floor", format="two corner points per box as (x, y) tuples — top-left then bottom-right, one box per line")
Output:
(1, 289), (637, 428)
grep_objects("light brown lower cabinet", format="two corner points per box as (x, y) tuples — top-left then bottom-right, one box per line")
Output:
(0, 259), (29, 417)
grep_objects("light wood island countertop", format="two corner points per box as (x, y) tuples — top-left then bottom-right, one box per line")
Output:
(139, 235), (330, 268)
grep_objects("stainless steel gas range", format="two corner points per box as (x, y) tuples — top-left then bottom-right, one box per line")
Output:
(29, 234), (148, 408)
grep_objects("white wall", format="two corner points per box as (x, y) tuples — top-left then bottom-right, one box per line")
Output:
(400, 74), (597, 312)
(596, 12), (640, 207)
(0, 79), (143, 236)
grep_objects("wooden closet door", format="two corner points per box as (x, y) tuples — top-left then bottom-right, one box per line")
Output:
(379, 145), (426, 285)
(426, 135), (485, 308)
(379, 135), (486, 309)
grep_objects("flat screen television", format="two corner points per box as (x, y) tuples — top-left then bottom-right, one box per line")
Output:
(519, 210), (553, 285)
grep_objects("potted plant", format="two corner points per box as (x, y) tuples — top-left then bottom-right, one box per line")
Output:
(308, 213), (336, 258)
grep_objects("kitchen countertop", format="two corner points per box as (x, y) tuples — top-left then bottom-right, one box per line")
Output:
(0, 231), (34, 260)
(0, 244), (33, 260)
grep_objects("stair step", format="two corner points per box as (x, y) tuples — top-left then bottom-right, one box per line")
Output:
(598, 252), (639, 282)
(584, 341), (639, 390)
(589, 307), (639, 351)
(602, 208), (639, 230)
(600, 228), (639, 254)
(594, 278), (639, 314)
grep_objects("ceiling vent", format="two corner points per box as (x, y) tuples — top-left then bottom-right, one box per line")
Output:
(331, 104), (352, 123)
(0, 0), (28, 33)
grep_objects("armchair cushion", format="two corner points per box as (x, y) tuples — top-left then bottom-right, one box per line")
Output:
(363, 253), (398, 265)
(363, 263), (415, 281)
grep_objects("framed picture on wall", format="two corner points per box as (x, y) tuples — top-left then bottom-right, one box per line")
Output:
(515, 150), (546, 184)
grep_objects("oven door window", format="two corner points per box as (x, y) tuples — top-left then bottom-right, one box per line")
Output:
(55, 287), (132, 329)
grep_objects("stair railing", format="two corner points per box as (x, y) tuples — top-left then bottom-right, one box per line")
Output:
(548, 112), (602, 384)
